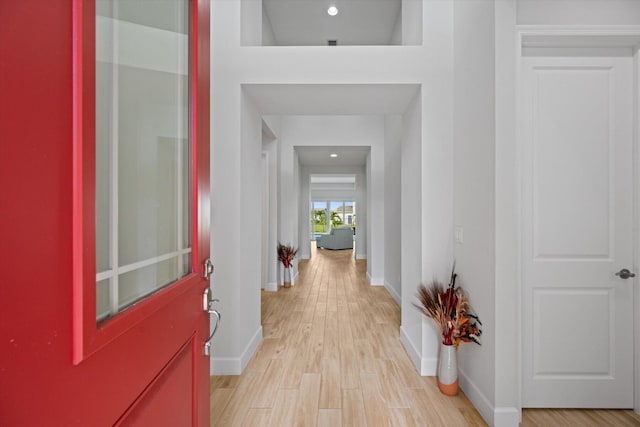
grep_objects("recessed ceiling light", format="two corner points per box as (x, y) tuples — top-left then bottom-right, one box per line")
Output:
(327, 6), (338, 16)
(330, 153), (338, 158)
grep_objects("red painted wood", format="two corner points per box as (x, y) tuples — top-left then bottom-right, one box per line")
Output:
(193, 1), (211, 424)
(0, 1), (211, 425)
(117, 339), (195, 426)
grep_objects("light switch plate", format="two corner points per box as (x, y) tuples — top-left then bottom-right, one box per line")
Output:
(455, 226), (463, 244)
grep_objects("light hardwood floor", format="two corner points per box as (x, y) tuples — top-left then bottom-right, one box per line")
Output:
(211, 246), (486, 426)
(522, 409), (640, 427)
(210, 245), (640, 426)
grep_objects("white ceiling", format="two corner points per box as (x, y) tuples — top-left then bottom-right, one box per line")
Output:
(263, 0), (401, 46)
(296, 146), (370, 167)
(244, 84), (420, 115)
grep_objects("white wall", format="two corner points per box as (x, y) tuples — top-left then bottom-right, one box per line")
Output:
(453, 0), (497, 424)
(417, 0), (455, 376)
(517, 0), (640, 25)
(368, 139), (385, 285)
(495, 0), (524, 426)
(293, 150), (300, 277)
(310, 187), (357, 200)
(366, 150), (372, 269)
(390, 7), (402, 45)
(261, 151), (268, 290)
(262, 118), (280, 291)
(262, 4), (277, 46)
(384, 115), (402, 304)
(399, 92), (424, 371)
(402, 0), (423, 45)
(278, 129), (298, 273)
(240, 0), (262, 46)
(209, 86), (264, 373)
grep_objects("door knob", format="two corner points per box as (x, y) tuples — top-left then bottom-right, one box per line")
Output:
(615, 269), (636, 279)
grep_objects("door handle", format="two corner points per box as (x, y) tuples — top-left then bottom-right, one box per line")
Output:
(615, 269), (636, 280)
(204, 309), (220, 356)
(203, 287), (221, 356)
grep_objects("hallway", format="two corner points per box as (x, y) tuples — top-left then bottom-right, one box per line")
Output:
(210, 247), (487, 426)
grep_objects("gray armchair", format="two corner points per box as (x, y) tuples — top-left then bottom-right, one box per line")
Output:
(316, 226), (354, 250)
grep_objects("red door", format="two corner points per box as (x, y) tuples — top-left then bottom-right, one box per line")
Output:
(0, 1), (211, 425)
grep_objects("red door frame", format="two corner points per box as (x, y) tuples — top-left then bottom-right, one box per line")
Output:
(0, 0), (211, 425)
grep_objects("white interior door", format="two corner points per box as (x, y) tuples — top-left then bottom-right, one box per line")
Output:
(522, 50), (635, 408)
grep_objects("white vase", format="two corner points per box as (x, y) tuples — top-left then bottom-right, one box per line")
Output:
(437, 343), (458, 396)
(283, 266), (291, 288)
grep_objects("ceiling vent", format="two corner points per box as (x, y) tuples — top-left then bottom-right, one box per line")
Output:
(327, 39), (338, 46)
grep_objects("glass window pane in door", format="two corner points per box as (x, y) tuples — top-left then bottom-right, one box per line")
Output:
(96, 0), (191, 320)
(96, 279), (111, 322)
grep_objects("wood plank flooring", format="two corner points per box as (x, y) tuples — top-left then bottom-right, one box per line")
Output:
(521, 409), (640, 427)
(211, 246), (485, 426)
(210, 245), (640, 426)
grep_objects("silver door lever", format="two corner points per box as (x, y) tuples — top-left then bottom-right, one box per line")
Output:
(203, 288), (221, 356)
(615, 269), (636, 279)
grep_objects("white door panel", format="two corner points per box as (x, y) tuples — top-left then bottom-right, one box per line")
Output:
(522, 54), (634, 408)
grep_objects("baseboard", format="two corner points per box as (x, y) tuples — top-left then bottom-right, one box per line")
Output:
(399, 329), (436, 375)
(421, 356), (437, 376)
(265, 282), (278, 292)
(365, 272), (383, 286)
(356, 253), (366, 260)
(211, 326), (263, 375)
(369, 276), (384, 286)
(458, 368), (520, 427)
(400, 326), (422, 373)
(384, 280), (401, 304)
(459, 368), (494, 426)
(240, 326), (263, 371)
(494, 407), (520, 427)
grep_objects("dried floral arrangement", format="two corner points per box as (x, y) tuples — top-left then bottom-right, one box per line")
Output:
(277, 242), (298, 268)
(414, 266), (482, 348)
